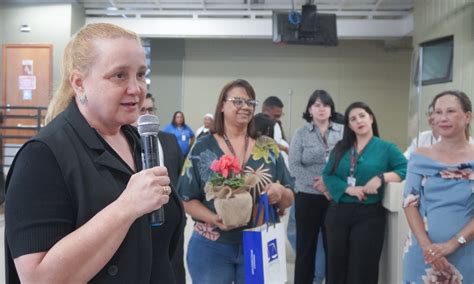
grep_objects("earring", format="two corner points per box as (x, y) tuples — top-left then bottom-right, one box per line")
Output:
(78, 93), (88, 105)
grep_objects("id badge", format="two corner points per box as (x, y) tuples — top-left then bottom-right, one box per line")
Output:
(181, 134), (186, 141)
(347, 176), (356, 187)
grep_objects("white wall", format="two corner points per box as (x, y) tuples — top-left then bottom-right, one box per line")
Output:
(1, 4), (75, 90)
(0, 3), (85, 106)
(70, 3), (86, 38)
(179, 39), (411, 148)
(149, 38), (185, 128)
(411, 0), (474, 131)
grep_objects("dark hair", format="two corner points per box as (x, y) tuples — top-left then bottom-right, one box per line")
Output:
(262, 96), (284, 109)
(254, 113), (275, 138)
(431, 90), (472, 138)
(330, 101), (380, 174)
(146, 93), (155, 102)
(332, 112), (345, 124)
(212, 79), (258, 139)
(302, 90), (336, 123)
(171, 111), (186, 127)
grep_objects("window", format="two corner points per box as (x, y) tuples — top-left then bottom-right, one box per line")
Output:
(415, 35), (454, 86)
(142, 38), (152, 86)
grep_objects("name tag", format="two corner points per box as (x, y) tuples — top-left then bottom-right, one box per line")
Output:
(347, 176), (356, 187)
(181, 134), (187, 141)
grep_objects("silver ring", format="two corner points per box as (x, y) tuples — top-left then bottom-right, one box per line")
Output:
(162, 185), (172, 195)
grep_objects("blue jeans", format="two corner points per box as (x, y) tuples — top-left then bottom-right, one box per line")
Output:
(187, 232), (245, 284)
(288, 204), (326, 283)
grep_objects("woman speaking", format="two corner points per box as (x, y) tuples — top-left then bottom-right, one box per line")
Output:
(5, 23), (185, 283)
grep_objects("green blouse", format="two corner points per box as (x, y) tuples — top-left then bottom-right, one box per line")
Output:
(177, 134), (294, 244)
(322, 136), (407, 204)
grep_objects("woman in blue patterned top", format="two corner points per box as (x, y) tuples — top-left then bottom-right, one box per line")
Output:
(177, 79), (294, 284)
(403, 91), (474, 284)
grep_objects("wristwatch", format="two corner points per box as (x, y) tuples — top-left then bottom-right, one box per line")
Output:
(457, 235), (467, 245)
(377, 173), (385, 185)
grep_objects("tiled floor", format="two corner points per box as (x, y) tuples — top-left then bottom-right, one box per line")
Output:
(0, 210), (297, 284)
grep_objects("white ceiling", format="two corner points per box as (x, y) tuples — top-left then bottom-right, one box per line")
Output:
(4, 0), (414, 19)
(3, 0), (415, 38)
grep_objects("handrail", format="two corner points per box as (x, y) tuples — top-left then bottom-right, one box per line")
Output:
(0, 105), (47, 171)
(0, 105), (47, 110)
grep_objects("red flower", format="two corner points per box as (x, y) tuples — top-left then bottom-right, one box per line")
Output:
(210, 155), (241, 178)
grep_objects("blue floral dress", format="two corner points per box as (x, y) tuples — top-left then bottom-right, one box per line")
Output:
(403, 153), (474, 284)
(177, 134), (294, 244)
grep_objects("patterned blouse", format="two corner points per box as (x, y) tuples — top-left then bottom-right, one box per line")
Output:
(177, 134), (294, 244)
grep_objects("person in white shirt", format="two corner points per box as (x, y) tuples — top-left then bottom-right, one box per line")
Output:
(404, 105), (439, 159)
(261, 96), (289, 166)
(195, 113), (214, 139)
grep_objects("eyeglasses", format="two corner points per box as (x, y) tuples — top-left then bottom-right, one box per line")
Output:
(140, 107), (156, 114)
(225, 97), (258, 108)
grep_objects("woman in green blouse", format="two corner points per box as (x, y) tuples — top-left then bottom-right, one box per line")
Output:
(322, 101), (407, 284)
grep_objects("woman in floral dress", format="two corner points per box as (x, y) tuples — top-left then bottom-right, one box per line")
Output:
(176, 79), (294, 284)
(403, 90), (474, 284)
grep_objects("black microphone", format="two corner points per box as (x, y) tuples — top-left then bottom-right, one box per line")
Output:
(137, 114), (165, 226)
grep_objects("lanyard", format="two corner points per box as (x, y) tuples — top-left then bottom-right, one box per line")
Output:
(315, 123), (330, 158)
(349, 143), (366, 177)
(223, 133), (249, 168)
(321, 134), (330, 158)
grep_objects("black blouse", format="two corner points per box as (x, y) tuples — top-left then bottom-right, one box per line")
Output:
(5, 101), (184, 283)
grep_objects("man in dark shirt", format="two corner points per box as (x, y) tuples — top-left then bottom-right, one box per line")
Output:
(139, 93), (186, 283)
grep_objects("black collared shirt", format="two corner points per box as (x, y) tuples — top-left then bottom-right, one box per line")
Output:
(5, 101), (185, 283)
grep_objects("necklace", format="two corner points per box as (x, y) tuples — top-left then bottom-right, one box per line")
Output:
(222, 133), (249, 168)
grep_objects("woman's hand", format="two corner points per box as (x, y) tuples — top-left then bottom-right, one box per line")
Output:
(211, 214), (243, 231)
(424, 240), (460, 265)
(363, 176), (382, 194)
(118, 166), (171, 219)
(345, 186), (366, 201)
(264, 183), (284, 205)
(313, 176), (332, 201)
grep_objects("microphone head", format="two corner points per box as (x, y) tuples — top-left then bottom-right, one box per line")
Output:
(137, 114), (160, 135)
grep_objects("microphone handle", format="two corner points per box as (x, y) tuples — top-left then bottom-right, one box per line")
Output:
(141, 134), (165, 227)
(149, 206), (165, 226)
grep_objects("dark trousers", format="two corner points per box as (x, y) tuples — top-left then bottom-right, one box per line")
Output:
(171, 233), (186, 284)
(324, 202), (386, 284)
(294, 192), (329, 284)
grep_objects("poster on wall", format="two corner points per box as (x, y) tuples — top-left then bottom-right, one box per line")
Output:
(22, 60), (33, 75)
(19, 59), (35, 100)
(18, 76), (36, 90)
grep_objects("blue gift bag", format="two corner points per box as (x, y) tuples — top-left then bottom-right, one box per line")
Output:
(243, 193), (287, 284)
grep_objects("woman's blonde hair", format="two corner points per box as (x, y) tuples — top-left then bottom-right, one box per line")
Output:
(45, 23), (141, 124)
